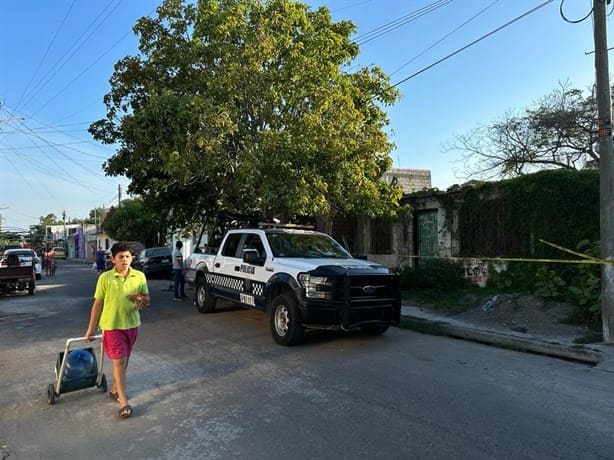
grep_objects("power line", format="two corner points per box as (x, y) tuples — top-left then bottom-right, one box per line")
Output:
(3, 103), (115, 156)
(14, 0), (77, 110)
(0, 105), (114, 191)
(391, 0), (555, 88)
(18, 0), (123, 111)
(332, 0), (374, 13)
(31, 27), (136, 117)
(0, 140), (93, 151)
(355, 0), (453, 45)
(389, 0), (500, 77)
(559, 0), (593, 24)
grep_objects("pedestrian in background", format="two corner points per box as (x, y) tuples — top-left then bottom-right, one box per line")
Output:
(172, 241), (186, 301)
(84, 241), (150, 419)
(95, 247), (106, 273)
(45, 250), (54, 276)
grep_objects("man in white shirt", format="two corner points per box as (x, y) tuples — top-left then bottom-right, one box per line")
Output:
(172, 241), (186, 301)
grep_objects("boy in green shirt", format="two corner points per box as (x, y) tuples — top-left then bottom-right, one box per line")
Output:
(85, 242), (150, 419)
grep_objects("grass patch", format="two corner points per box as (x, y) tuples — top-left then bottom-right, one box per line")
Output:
(573, 330), (603, 344)
(402, 287), (497, 314)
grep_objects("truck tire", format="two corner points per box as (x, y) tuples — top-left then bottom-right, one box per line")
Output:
(195, 276), (216, 313)
(270, 293), (304, 346)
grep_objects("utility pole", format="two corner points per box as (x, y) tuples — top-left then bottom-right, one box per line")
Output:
(593, 0), (614, 343)
(118, 184), (122, 208)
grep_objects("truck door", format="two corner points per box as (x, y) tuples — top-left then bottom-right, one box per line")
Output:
(210, 232), (246, 302)
(237, 233), (269, 310)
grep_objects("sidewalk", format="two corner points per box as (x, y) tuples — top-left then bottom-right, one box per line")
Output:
(400, 305), (614, 371)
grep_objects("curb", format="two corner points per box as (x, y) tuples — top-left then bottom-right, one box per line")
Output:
(400, 316), (606, 365)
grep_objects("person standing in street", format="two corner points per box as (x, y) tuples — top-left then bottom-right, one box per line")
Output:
(45, 249), (54, 276)
(172, 240), (186, 301)
(95, 247), (106, 273)
(84, 242), (150, 419)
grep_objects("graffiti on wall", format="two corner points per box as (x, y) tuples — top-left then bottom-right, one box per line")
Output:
(463, 258), (489, 287)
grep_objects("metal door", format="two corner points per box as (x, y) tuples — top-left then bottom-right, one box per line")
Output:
(416, 210), (438, 262)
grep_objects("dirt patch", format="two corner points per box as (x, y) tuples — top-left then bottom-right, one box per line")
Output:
(442, 293), (591, 339)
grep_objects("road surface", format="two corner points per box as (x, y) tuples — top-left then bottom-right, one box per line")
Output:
(1, 260), (612, 459)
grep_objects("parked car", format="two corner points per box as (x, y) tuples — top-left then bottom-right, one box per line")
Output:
(1, 248), (42, 280)
(52, 247), (66, 259)
(132, 247), (172, 278)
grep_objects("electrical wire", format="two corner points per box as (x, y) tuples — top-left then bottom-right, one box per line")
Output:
(18, 0), (123, 111)
(0, 140), (92, 151)
(0, 105), (114, 190)
(333, 0), (374, 13)
(14, 0), (78, 110)
(3, 104), (115, 156)
(391, 0), (555, 88)
(389, 0), (500, 77)
(559, 0), (593, 23)
(355, 0), (453, 45)
(30, 28), (135, 117)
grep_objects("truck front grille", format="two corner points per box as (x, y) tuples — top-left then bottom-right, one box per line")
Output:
(339, 274), (401, 327)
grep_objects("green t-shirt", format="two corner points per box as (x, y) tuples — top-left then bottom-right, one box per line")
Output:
(94, 267), (149, 330)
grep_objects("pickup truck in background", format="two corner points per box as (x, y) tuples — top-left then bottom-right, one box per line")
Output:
(185, 227), (401, 345)
(0, 252), (35, 295)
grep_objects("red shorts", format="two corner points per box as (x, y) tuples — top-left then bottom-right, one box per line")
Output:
(103, 328), (139, 360)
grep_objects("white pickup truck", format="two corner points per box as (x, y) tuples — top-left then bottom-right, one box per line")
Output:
(185, 227), (401, 345)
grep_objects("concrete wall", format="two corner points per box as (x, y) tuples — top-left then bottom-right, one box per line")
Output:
(382, 168), (432, 193)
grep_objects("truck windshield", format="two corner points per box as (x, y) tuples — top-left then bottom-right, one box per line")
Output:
(267, 233), (351, 258)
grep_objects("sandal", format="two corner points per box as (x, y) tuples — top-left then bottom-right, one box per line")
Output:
(118, 404), (132, 419)
(109, 391), (119, 402)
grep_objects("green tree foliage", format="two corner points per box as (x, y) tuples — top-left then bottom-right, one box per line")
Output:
(89, 0), (402, 228)
(448, 82), (597, 180)
(103, 199), (167, 247)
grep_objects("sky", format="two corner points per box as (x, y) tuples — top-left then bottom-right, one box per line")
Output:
(0, 0), (605, 231)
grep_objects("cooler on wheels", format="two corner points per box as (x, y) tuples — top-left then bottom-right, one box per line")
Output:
(47, 335), (108, 405)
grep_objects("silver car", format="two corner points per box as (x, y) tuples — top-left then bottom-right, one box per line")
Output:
(1, 249), (43, 280)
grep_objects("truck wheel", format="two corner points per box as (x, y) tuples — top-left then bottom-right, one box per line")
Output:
(360, 324), (389, 335)
(270, 293), (304, 346)
(195, 277), (216, 313)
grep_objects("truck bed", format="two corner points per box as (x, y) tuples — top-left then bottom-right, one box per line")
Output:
(0, 265), (35, 294)
(0, 265), (33, 280)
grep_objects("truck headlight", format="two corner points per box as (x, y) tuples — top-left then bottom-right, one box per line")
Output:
(298, 274), (332, 300)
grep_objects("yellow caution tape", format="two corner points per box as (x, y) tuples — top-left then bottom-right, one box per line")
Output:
(398, 255), (612, 265)
(538, 239), (602, 262)
(397, 240), (614, 265)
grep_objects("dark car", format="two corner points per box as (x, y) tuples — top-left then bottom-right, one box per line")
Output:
(132, 247), (172, 278)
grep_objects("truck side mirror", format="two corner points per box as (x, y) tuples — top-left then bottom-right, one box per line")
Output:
(243, 249), (264, 266)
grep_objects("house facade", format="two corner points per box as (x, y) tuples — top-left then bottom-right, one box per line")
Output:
(327, 168), (435, 267)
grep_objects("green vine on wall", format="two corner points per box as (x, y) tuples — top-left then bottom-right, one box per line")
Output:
(453, 169), (599, 258)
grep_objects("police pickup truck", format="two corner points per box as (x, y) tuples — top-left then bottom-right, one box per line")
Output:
(185, 228), (400, 345)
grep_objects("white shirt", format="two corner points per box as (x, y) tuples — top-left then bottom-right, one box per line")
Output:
(172, 248), (183, 270)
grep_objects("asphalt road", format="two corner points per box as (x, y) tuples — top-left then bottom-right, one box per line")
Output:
(1, 261), (613, 460)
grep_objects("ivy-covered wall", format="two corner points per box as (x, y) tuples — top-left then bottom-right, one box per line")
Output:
(458, 169), (599, 258)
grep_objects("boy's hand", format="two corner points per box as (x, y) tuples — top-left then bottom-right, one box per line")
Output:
(128, 293), (148, 310)
(84, 329), (96, 342)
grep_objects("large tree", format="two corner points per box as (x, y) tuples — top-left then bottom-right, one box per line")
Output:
(90, 0), (401, 228)
(103, 198), (168, 247)
(447, 82), (597, 180)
